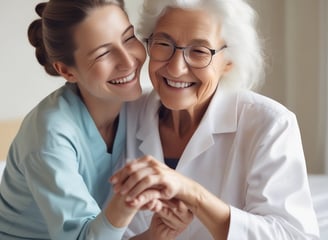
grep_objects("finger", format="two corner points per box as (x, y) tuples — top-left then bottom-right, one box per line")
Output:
(151, 213), (180, 238)
(110, 156), (161, 192)
(110, 158), (149, 184)
(125, 174), (174, 201)
(160, 198), (180, 209)
(119, 166), (161, 196)
(126, 189), (161, 209)
(161, 199), (193, 221)
(157, 208), (178, 230)
(112, 165), (157, 195)
(174, 200), (193, 222)
(146, 199), (164, 212)
(157, 202), (193, 228)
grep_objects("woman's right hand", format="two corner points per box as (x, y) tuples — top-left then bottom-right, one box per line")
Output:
(153, 199), (194, 238)
(110, 155), (190, 203)
(132, 199), (194, 240)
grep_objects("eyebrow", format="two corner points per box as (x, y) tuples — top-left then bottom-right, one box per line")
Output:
(87, 25), (134, 56)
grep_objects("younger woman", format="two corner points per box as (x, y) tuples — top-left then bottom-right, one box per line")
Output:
(0, 1), (159, 239)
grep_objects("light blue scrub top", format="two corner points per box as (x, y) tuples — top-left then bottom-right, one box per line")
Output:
(0, 83), (126, 239)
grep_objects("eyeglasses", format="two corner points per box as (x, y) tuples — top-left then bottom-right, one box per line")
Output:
(145, 35), (227, 69)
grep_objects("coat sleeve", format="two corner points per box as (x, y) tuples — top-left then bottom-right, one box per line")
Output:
(227, 111), (320, 239)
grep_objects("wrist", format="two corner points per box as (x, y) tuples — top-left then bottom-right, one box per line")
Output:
(177, 177), (202, 212)
(105, 195), (137, 228)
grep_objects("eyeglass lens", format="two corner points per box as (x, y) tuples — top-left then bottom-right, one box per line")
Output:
(147, 37), (218, 68)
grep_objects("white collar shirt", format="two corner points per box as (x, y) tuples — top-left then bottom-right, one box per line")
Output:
(124, 87), (320, 240)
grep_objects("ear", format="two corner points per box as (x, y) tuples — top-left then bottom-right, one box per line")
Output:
(53, 62), (77, 83)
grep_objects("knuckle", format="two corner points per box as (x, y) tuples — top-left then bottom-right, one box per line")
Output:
(144, 175), (153, 185)
(125, 163), (134, 172)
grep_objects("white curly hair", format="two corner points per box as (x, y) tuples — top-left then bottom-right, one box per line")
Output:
(137, 0), (265, 90)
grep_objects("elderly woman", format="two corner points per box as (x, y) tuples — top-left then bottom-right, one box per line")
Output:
(111, 0), (320, 239)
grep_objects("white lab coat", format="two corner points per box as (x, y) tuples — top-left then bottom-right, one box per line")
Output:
(124, 87), (320, 240)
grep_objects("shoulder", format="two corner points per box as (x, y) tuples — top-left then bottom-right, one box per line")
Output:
(237, 90), (294, 120)
(14, 84), (86, 149)
(28, 83), (83, 127)
(234, 90), (299, 138)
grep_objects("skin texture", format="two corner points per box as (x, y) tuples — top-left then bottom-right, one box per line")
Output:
(111, 7), (232, 239)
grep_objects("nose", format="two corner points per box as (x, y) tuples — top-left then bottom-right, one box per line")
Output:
(166, 48), (189, 77)
(116, 46), (135, 70)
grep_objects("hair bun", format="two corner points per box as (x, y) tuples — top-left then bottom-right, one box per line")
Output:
(28, 20), (43, 48)
(27, 17), (59, 76)
(36, 2), (47, 17)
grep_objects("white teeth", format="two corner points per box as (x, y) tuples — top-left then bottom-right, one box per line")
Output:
(166, 79), (192, 88)
(110, 72), (135, 84)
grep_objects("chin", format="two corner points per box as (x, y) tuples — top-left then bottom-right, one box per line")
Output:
(125, 91), (142, 102)
(161, 99), (190, 111)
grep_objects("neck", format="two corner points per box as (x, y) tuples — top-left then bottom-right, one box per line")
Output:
(159, 97), (211, 159)
(171, 110), (198, 137)
(162, 102), (208, 138)
(78, 88), (123, 152)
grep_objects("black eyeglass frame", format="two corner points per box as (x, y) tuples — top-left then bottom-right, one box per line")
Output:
(145, 35), (227, 69)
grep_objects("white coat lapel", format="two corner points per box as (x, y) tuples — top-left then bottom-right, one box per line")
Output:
(135, 88), (238, 166)
(179, 87), (238, 167)
(136, 92), (164, 161)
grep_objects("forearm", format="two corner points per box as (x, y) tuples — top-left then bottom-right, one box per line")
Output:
(180, 180), (230, 240)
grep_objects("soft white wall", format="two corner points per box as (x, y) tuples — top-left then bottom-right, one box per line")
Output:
(284, 1), (322, 174)
(250, 0), (286, 105)
(0, 1), (64, 120)
(251, 0), (325, 173)
(319, 0), (328, 174)
(0, 0), (150, 121)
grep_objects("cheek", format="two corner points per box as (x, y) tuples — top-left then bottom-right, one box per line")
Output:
(91, 64), (106, 78)
(198, 68), (220, 92)
(206, 63), (225, 86)
(148, 61), (163, 88)
(195, 68), (221, 96)
(132, 41), (147, 65)
(88, 62), (115, 81)
(140, 45), (147, 64)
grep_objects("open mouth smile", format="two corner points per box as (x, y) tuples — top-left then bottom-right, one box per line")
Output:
(109, 71), (136, 84)
(165, 78), (194, 88)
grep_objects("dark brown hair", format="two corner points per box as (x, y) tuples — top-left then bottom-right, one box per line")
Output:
(28, 0), (125, 76)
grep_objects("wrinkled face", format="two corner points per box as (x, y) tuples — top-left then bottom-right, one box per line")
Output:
(70, 4), (146, 103)
(148, 7), (231, 111)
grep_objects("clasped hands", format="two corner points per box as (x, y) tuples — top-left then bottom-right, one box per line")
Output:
(110, 155), (194, 239)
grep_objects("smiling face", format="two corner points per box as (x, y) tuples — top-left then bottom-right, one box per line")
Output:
(148, 7), (231, 112)
(67, 4), (146, 104)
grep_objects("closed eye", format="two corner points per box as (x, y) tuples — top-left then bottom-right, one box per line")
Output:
(191, 47), (209, 55)
(124, 35), (136, 43)
(96, 50), (110, 60)
(153, 40), (171, 48)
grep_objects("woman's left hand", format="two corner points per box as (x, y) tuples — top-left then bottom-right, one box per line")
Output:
(105, 188), (163, 228)
(145, 199), (194, 240)
(110, 155), (189, 203)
